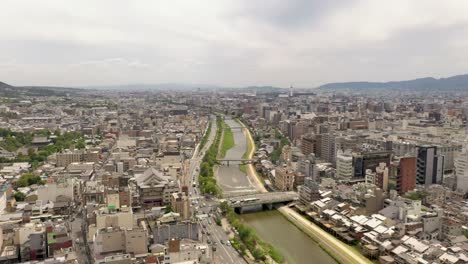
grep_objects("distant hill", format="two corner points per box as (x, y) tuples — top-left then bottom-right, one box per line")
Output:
(318, 74), (468, 91)
(0, 81), (83, 97)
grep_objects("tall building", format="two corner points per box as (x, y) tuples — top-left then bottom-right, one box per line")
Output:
(301, 134), (317, 156)
(395, 156), (417, 195)
(336, 150), (354, 178)
(416, 146), (444, 186)
(454, 148), (468, 194)
(171, 192), (191, 220)
(275, 165), (295, 191)
(374, 162), (389, 191)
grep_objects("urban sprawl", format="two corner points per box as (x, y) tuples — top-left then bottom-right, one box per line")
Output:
(0, 86), (466, 264)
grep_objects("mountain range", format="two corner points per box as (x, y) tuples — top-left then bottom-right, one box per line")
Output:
(317, 74), (468, 90)
(0, 81), (83, 97)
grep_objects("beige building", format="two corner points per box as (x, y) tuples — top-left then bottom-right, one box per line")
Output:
(170, 192), (191, 220)
(93, 227), (148, 258)
(56, 149), (99, 167)
(275, 165), (295, 191)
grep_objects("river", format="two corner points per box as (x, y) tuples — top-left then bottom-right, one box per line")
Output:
(241, 210), (336, 264)
(220, 118), (336, 264)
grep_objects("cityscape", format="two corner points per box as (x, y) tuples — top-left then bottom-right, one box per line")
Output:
(1, 1), (468, 264)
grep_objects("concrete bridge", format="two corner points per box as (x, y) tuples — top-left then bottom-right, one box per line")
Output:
(217, 159), (255, 166)
(227, 191), (298, 213)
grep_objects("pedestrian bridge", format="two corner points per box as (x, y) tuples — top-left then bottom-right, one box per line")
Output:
(227, 191), (298, 213)
(216, 159), (255, 165)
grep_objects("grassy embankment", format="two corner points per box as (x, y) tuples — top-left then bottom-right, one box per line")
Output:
(219, 120), (235, 158)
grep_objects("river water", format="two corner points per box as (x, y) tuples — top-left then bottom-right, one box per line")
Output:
(241, 210), (336, 264)
(220, 118), (336, 264)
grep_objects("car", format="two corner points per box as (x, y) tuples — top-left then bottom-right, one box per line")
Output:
(226, 240), (231, 246)
(220, 240), (225, 245)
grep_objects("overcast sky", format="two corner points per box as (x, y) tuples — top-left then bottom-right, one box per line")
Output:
(2, 0), (468, 87)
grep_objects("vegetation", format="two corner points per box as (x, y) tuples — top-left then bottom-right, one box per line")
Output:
(198, 121), (212, 151)
(220, 201), (284, 263)
(198, 116), (223, 196)
(16, 173), (45, 187)
(270, 129), (290, 164)
(0, 112), (18, 119)
(0, 130), (85, 164)
(13, 192), (26, 201)
(164, 204), (173, 214)
(239, 164), (247, 173)
(219, 124), (234, 158)
(405, 190), (429, 201)
(0, 128), (35, 151)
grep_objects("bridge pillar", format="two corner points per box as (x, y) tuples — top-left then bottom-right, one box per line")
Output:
(227, 160), (229, 166)
(263, 203), (273, 210)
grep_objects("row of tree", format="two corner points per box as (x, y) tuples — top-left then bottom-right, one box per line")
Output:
(198, 116), (223, 196)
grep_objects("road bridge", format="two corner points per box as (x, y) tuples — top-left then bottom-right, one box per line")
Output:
(227, 191), (298, 213)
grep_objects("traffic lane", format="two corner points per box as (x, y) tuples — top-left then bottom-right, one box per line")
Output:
(202, 217), (245, 264)
(201, 218), (237, 264)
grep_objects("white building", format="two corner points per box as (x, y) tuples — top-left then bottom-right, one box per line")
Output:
(454, 148), (468, 194)
(336, 150), (353, 178)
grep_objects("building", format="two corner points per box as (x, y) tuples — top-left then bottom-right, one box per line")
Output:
(153, 221), (199, 244)
(275, 165), (295, 191)
(454, 148), (468, 194)
(336, 150), (354, 178)
(93, 227), (148, 259)
(170, 192), (191, 220)
(395, 156), (416, 195)
(134, 167), (179, 208)
(416, 145), (444, 186)
(374, 162), (389, 191)
(56, 149), (99, 167)
(301, 134), (317, 156)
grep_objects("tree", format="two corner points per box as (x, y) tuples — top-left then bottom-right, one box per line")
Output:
(165, 204), (173, 214)
(14, 192), (26, 201)
(220, 201), (230, 214)
(16, 173), (44, 187)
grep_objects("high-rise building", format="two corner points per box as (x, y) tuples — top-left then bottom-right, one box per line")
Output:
(375, 162), (389, 191)
(416, 146), (444, 186)
(336, 150), (354, 178)
(395, 156), (417, 195)
(301, 134), (317, 156)
(454, 148), (468, 194)
(275, 165), (295, 191)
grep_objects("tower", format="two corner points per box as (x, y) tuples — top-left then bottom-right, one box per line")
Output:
(289, 85), (294, 97)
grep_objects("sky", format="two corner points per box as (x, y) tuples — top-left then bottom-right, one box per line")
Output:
(2, 0), (468, 88)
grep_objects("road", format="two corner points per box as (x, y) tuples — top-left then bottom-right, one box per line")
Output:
(279, 207), (373, 264)
(70, 206), (90, 264)
(199, 215), (244, 264)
